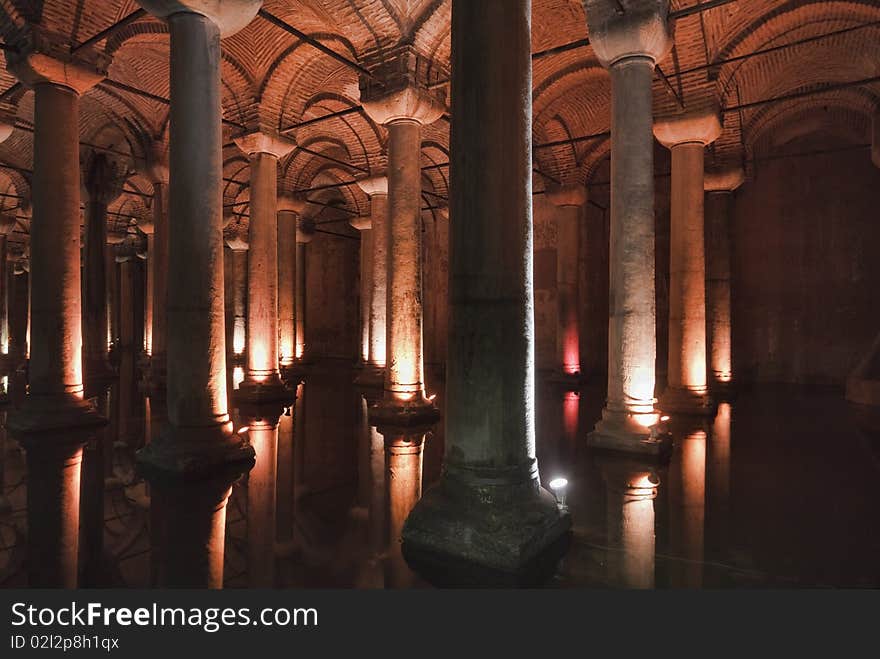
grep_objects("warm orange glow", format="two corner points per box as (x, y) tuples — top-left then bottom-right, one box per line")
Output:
(279, 337), (295, 366)
(232, 366), (245, 390)
(563, 329), (580, 375)
(233, 326), (245, 356)
(563, 391), (579, 437)
(295, 342), (304, 360)
(249, 342), (271, 381)
(633, 412), (661, 428)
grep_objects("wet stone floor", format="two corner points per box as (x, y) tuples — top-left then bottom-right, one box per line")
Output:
(1, 361), (878, 588)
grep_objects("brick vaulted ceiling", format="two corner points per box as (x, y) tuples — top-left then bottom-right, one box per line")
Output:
(0, 0), (879, 249)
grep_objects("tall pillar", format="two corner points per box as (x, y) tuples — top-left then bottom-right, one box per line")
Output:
(143, 144), (170, 392)
(654, 109), (722, 415)
(295, 220), (313, 362)
(355, 176), (389, 383)
(0, 214), (14, 354)
(403, 0), (570, 582)
(82, 152), (123, 385)
(704, 166), (743, 397)
(10, 263), (27, 364)
(547, 185), (588, 382)
(360, 48), (443, 423)
(5, 46), (108, 587)
(225, 234), (248, 360)
(349, 214), (373, 365)
(278, 194), (306, 370)
(134, 0), (259, 588)
(584, 0), (672, 455)
(234, 132), (295, 401)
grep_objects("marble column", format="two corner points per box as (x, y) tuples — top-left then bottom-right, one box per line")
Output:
(10, 263), (27, 364)
(403, 0), (570, 581)
(5, 48), (108, 587)
(584, 0), (672, 455)
(355, 176), (388, 384)
(655, 109), (722, 415)
(234, 132), (294, 401)
(547, 185), (588, 383)
(350, 214), (373, 365)
(361, 52), (443, 423)
(295, 221), (313, 362)
(226, 235), (248, 360)
(704, 167), (743, 397)
(82, 152), (123, 386)
(278, 194), (306, 370)
(134, 0), (259, 588)
(144, 145), (170, 392)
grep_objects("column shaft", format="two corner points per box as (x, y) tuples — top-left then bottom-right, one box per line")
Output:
(369, 194), (388, 368)
(151, 182), (169, 378)
(385, 120), (426, 403)
(556, 205), (581, 375)
(83, 198), (110, 380)
(232, 248), (247, 356)
(0, 235), (7, 353)
(295, 242), (306, 359)
(278, 210), (296, 367)
(359, 228), (373, 362)
(706, 191), (733, 388)
(144, 234), (154, 355)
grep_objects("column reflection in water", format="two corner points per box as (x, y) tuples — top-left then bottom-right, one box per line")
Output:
(242, 405), (283, 587)
(275, 403), (295, 556)
(599, 456), (659, 589)
(79, 388), (112, 586)
(668, 420), (708, 587)
(706, 403), (732, 560)
(380, 425), (428, 589)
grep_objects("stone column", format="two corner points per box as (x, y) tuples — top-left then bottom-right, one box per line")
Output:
(134, 0), (259, 588)
(0, 214), (14, 354)
(82, 152), (123, 386)
(350, 214), (373, 365)
(704, 167), (743, 397)
(547, 185), (588, 382)
(234, 132), (294, 401)
(403, 0), (570, 582)
(226, 234), (248, 360)
(584, 0), (672, 455)
(355, 176), (389, 383)
(295, 220), (313, 361)
(599, 457), (659, 588)
(654, 109), (722, 415)
(278, 194), (306, 370)
(10, 263), (27, 364)
(143, 145), (170, 392)
(5, 47), (108, 587)
(361, 49), (443, 422)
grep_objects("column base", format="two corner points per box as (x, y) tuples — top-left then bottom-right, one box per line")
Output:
(354, 364), (385, 389)
(368, 396), (440, 428)
(136, 422), (255, 481)
(7, 395), (107, 440)
(587, 408), (672, 458)
(235, 376), (294, 406)
(710, 379), (736, 401)
(659, 386), (714, 416)
(402, 478), (571, 586)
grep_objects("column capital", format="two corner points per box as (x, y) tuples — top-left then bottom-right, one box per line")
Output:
(224, 223), (249, 251)
(136, 217), (155, 235)
(704, 166), (745, 193)
(583, 0), (672, 69)
(107, 230), (128, 246)
(546, 184), (588, 208)
(277, 193), (307, 214)
(654, 108), (722, 148)
(5, 27), (108, 94)
(137, 0), (262, 37)
(355, 175), (388, 197)
(82, 151), (126, 205)
(233, 130), (295, 159)
(143, 140), (170, 185)
(359, 45), (446, 126)
(296, 218), (316, 244)
(349, 216), (372, 231)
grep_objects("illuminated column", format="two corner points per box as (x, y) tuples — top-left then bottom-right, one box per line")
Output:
(382, 428), (425, 588)
(547, 185), (588, 381)
(599, 458), (659, 589)
(0, 214), (13, 354)
(654, 110), (721, 415)
(278, 194), (306, 369)
(360, 49), (443, 420)
(82, 152), (123, 385)
(117, 253), (134, 352)
(707, 402), (731, 556)
(226, 234), (248, 360)
(355, 176), (389, 382)
(134, 0), (258, 588)
(349, 214), (373, 365)
(5, 47), (108, 587)
(585, 0), (672, 455)
(295, 220), (313, 361)
(144, 145), (170, 391)
(704, 167), (743, 397)
(137, 219), (154, 358)
(403, 0), (570, 580)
